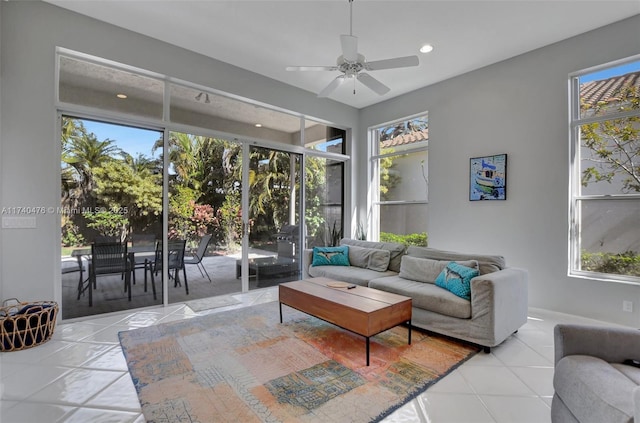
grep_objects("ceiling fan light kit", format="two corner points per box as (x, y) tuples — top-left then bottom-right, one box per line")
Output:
(286, 0), (419, 98)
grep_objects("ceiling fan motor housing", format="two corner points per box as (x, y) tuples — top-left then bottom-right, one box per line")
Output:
(337, 54), (365, 77)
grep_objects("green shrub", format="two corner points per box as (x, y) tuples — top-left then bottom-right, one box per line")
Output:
(61, 221), (85, 247)
(380, 232), (428, 247)
(581, 250), (640, 277)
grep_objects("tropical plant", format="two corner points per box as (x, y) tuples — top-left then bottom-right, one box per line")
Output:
(85, 210), (128, 239)
(580, 85), (640, 193)
(62, 123), (122, 208)
(579, 84), (640, 276)
(581, 250), (640, 277)
(379, 148), (402, 201)
(326, 220), (343, 247)
(355, 220), (367, 240)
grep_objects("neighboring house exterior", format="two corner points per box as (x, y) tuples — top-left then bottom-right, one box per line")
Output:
(577, 71), (640, 255)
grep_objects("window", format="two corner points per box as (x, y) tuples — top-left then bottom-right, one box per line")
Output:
(569, 59), (640, 283)
(370, 114), (428, 246)
(57, 49), (349, 318)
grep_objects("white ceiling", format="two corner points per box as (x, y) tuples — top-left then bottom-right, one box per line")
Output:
(46, 0), (640, 109)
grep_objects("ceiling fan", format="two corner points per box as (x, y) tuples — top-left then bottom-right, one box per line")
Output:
(286, 0), (419, 98)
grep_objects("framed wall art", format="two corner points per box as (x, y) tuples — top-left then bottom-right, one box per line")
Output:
(469, 154), (507, 201)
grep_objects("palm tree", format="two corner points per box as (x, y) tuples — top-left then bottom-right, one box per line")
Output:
(61, 117), (121, 209)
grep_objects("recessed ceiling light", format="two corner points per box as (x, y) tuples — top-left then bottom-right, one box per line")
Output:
(255, 123), (262, 128)
(419, 44), (434, 54)
(116, 93), (127, 99)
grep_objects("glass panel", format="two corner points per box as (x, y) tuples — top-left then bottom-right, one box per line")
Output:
(61, 117), (163, 319)
(579, 118), (640, 195)
(304, 119), (346, 154)
(378, 150), (428, 202)
(376, 114), (428, 153)
(579, 61), (640, 119)
(305, 157), (344, 248)
(247, 146), (302, 288)
(59, 56), (164, 119)
(170, 84), (302, 145)
(379, 203), (428, 246)
(166, 131), (243, 303)
(577, 199), (640, 277)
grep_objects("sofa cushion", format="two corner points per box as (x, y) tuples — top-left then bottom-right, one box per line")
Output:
(347, 245), (391, 272)
(611, 363), (640, 385)
(311, 246), (350, 267)
(399, 255), (478, 284)
(435, 262), (479, 300)
(369, 275), (471, 319)
(341, 238), (406, 273)
(308, 265), (396, 287)
(554, 355), (637, 423)
(406, 246), (505, 275)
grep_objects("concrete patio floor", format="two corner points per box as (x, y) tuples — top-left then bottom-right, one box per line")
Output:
(61, 252), (300, 320)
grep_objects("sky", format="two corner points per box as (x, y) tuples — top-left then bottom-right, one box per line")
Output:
(580, 60), (640, 83)
(82, 119), (162, 158)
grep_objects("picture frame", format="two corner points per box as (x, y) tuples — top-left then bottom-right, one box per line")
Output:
(469, 154), (507, 201)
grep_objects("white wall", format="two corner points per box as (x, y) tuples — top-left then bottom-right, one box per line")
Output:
(0, 2), (358, 305)
(2, 2), (639, 327)
(359, 14), (640, 326)
(0, 1), (3, 301)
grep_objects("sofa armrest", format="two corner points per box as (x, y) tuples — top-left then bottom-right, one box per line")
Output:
(554, 324), (640, 365)
(469, 267), (529, 345)
(302, 249), (313, 279)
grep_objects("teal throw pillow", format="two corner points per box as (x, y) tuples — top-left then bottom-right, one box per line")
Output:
(435, 261), (479, 300)
(312, 246), (350, 267)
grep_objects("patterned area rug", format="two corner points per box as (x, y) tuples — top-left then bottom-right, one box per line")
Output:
(119, 301), (478, 422)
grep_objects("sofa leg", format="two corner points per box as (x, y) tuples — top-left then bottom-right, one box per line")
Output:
(483, 346), (491, 353)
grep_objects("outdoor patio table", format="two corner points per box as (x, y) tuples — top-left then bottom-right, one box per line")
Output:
(71, 244), (156, 302)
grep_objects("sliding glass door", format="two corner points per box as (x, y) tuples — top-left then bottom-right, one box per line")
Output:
(60, 116), (163, 319)
(246, 146), (302, 289)
(166, 131), (244, 303)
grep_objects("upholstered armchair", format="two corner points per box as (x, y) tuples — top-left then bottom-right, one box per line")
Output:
(552, 324), (640, 423)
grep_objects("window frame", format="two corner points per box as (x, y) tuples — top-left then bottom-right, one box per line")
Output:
(56, 48), (352, 305)
(369, 112), (429, 242)
(568, 57), (640, 285)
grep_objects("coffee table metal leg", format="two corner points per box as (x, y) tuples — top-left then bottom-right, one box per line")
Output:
(408, 320), (412, 345)
(279, 302), (283, 323)
(366, 337), (370, 366)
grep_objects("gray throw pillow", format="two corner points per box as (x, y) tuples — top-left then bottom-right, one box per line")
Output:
(347, 245), (391, 272)
(399, 256), (479, 284)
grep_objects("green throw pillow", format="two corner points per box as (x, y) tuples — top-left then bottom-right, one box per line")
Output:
(435, 261), (479, 300)
(312, 246), (351, 267)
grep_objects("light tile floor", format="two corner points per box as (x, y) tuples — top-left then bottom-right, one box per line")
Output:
(0, 287), (618, 422)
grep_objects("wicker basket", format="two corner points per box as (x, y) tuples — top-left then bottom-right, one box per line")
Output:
(0, 299), (58, 352)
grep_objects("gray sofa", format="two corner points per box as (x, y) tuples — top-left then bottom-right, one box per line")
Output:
(302, 238), (529, 351)
(552, 324), (640, 423)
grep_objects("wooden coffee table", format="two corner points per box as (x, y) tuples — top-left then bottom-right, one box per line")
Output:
(279, 277), (412, 366)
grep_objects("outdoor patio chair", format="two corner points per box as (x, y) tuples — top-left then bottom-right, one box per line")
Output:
(87, 242), (132, 307)
(94, 235), (119, 244)
(183, 234), (212, 282)
(147, 239), (188, 296)
(130, 233), (157, 286)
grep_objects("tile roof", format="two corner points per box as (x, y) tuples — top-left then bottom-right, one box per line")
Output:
(380, 128), (429, 149)
(580, 70), (640, 107)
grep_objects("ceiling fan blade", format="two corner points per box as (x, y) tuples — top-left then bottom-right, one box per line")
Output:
(318, 75), (346, 98)
(340, 35), (358, 62)
(357, 73), (390, 95)
(286, 65), (339, 71)
(365, 55), (419, 71)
